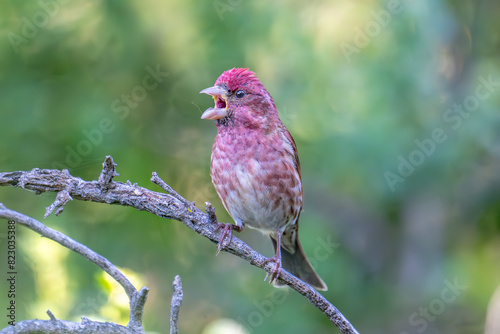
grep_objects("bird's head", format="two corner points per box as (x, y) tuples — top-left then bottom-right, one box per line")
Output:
(200, 68), (278, 127)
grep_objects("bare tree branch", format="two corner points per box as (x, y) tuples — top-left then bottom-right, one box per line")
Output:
(0, 318), (131, 334)
(0, 204), (148, 334)
(170, 275), (183, 334)
(0, 155), (360, 334)
(0, 204), (140, 301)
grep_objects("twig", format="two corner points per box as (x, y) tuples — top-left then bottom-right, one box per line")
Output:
(44, 189), (73, 218)
(151, 172), (195, 210)
(0, 157), (360, 334)
(46, 310), (57, 321)
(170, 275), (183, 334)
(128, 287), (150, 330)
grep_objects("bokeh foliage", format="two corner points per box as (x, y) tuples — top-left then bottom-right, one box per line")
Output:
(1, 0), (499, 333)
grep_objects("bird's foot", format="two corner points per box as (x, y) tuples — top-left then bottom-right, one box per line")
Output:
(214, 223), (242, 255)
(263, 255), (282, 284)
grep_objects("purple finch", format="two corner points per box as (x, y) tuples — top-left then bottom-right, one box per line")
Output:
(200, 68), (327, 291)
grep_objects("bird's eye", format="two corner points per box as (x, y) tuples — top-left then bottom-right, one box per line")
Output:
(235, 90), (245, 98)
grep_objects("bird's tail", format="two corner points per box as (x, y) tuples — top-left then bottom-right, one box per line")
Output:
(270, 236), (328, 291)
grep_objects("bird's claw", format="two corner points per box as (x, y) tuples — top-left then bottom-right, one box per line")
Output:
(214, 223), (241, 255)
(263, 255), (282, 284)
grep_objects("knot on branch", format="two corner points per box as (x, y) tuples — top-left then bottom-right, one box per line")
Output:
(205, 202), (217, 224)
(18, 168), (40, 189)
(98, 155), (119, 190)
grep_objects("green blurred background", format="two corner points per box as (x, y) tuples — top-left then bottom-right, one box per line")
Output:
(1, 0), (499, 333)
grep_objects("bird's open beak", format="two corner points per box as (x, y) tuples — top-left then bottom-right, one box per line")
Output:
(200, 86), (229, 120)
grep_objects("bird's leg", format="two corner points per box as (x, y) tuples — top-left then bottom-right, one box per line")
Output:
(214, 219), (244, 255)
(264, 232), (282, 284)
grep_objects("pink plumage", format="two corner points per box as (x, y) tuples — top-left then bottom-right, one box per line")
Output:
(200, 68), (327, 290)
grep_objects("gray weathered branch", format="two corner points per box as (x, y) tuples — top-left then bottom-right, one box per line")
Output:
(0, 317), (130, 334)
(0, 203), (149, 334)
(170, 275), (183, 334)
(0, 155), (360, 334)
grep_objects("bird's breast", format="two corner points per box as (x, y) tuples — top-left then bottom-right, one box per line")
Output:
(210, 128), (302, 233)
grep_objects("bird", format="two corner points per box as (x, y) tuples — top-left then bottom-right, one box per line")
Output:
(200, 68), (327, 291)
